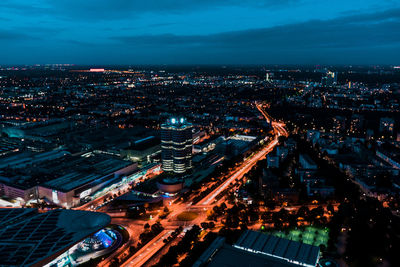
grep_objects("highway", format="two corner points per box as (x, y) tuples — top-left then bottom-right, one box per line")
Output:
(121, 230), (173, 267)
(198, 102), (288, 206)
(198, 138), (279, 205)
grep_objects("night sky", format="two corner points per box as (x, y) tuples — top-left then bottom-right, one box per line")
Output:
(1, 0), (399, 65)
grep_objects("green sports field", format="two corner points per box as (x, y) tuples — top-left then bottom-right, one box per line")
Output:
(271, 226), (329, 247)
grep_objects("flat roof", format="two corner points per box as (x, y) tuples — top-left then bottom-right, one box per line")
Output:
(161, 119), (193, 129)
(0, 208), (110, 266)
(0, 152), (133, 192)
(42, 155), (133, 192)
(44, 172), (102, 192)
(207, 244), (299, 267)
(127, 136), (160, 151)
(234, 230), (320, 267)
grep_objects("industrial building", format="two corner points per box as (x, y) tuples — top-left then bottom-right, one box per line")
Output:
(0, 151), (137, 208)
(120, 135), (161, 164)
(0, 119), (75, 142)
(194, 230), (320, 267)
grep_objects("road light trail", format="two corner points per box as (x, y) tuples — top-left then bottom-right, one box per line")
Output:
(198, 103), (287, 206)
(199, 139), (278, 205)
(121, 230), (173, 267)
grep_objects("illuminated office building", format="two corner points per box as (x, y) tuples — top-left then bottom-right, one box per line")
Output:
(321, 71), (337, 86)
(380, 117), (395, 134)
(161, 118), (193, 174)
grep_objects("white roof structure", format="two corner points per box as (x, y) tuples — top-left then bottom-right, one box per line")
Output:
(234, 230), (320, 267)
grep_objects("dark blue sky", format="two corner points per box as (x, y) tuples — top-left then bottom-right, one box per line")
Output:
(1, 0), (399, 65)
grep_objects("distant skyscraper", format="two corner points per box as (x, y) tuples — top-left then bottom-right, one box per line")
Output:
(161, 118), (193, 174)
(265, 72), (273, 82)
(332, 116), (346, 132)
(349, 114), (364, 133)
(380, 117), (395, 134)
(321, 71), (337, 86)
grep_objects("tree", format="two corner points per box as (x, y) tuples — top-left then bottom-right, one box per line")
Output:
(266, 200), (276, 210)
(213, 205), (221, 216)
(278, 208), (289, 221)
(297, 206), (310, 219)
(220, 202), (227, 211)
(151, 222), (163, 233)
(249, 211), (259, 223)
(288, 214), (298, 228)
(201, 222), (209, 229)
(225, 214), (239, 228)
(310, 206), (324, 221)
(278, 136), (287, 144)
(274, 220), (283, 229)
(159, 246), (178, 266)
(144, 223), (150, 230)
(327, 203), (335, 215)
(129, 245), (136, 254)
(110, 258), (120, 267)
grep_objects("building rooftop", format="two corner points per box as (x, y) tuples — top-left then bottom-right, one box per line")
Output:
(0, 152), (133, 192)
(207, 244), (299, 267)
(41, 153), (133, 192)
(126, 136), (160, 151)
(195, 230), (320, 267)
(161, 117), (192, 129)
(0, 149), (70, 169)
(0, 208), (110, 266)
(0, 138), (20, 156)
(234, 230), (320, 267)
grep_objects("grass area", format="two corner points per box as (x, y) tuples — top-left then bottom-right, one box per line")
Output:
(177, 211), (198, 221)
(271, 226), (329, 247)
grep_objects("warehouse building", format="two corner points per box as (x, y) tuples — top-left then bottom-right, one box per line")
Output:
(0, 151), (137, 208)
(194, 230), (320, 267)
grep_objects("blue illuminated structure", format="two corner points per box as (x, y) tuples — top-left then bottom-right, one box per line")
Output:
(94, 229), (114, 248)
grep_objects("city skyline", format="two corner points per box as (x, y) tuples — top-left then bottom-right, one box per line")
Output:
(0, 1), (400, 266)
(1, 0), (400, 64)
(0, 63), (399, 266)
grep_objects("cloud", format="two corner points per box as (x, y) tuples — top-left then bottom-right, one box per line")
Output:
(112, 8), (400, 48)
(0, 1), (50, 16)
(0, 1), (398, 64)
(26, 0), (297, 20)
(107, 8), (400, 64)
(48, 0), (294, 12)
(0, 29), (33, 40)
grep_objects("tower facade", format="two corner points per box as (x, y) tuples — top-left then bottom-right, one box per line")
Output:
(161, 118), (193, 174)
